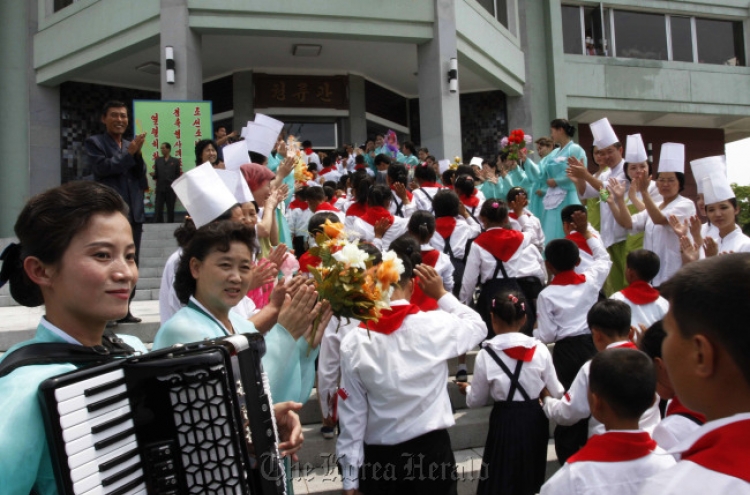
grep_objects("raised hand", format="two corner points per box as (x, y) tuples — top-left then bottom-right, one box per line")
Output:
(414, 264), (447, 301)
(607, 177), (626, 199)
(679, 236), (700, 263)
(668, 215), (688, 238)
(248, 259), (278, 291)
(373, 217), (392, 239)
(703, 237), (719, 257)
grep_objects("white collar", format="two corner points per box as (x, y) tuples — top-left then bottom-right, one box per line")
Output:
(666, 412), (750, 456)
(39, 316), (83, 345)
(189, 296), (232, 334)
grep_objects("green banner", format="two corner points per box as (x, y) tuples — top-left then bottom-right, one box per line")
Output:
(132, 100), (213, 214)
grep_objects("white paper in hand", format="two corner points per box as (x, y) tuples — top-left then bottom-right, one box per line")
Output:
(245, 122), (279, 157)
(222, 140), (250, 171)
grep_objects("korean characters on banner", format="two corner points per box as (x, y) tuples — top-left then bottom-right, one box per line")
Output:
(133, 100), (213, 215)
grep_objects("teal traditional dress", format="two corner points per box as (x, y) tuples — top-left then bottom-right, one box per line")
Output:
(266, 153), (293, 247)
(541, 142), (585, 244)
(479, 175), (513, 202)
(526, 156), (549, 219)
(0, 319), (147, 495)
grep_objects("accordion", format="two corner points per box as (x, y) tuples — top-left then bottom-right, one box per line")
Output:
(38, 333), (287, 495)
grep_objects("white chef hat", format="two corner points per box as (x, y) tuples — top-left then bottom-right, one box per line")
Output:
(590, 118), (619, 149)
(690, 155), (727, 194)
(215, 168), (254, 204)
(625, 134), (648, 163)
(658, 143), (685, 174)
(469, 157), (483, 167)
(171, 163), (238, 228)
(702, 169), (735, 206)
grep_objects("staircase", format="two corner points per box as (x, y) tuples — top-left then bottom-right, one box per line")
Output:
(0, 224), (562, 494)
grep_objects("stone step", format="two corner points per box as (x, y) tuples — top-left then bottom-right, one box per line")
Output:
(140, 238), (179, 249)
(143, 222), (182, 231)
(134, 277), (162, 290)
(139, 246), (178, 258)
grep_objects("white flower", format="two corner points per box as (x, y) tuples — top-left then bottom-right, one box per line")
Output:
(381, 250), (405, 276)
(332, 243), (369, 270)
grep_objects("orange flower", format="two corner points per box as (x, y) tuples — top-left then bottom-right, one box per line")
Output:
(376, 259), (400, 287)
(323, 219), (345, 239)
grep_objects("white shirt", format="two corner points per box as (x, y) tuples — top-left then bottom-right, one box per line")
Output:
(583, 160), (629, 247)
(286, 206), (313, 240)
(428, 216), (482, 261)
(347, 215), (408, 251)
(317, 316), (360, 419)
(465, 333), (564, 408)
(610, 291), (670, 330)
(542, 431), (676, 495)
(459, 225), (547, 305)
(336, 295), (486, 490)
(535, 236), (612, 343)
(543, 342), (662, 437)
(388, 189), (416, 219)
(706, 225), (750, 254)
(631, 195), (696, 286)
(159, 249), (183, 325)
(639, 413), (750, 495)
(652, 408), (702, 452)
(413, 186), (444, 213)
(508, 210), (545, 253)
(421, 245), (455, 292)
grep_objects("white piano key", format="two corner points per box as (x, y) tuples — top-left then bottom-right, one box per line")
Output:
(73, 451), (141, 494)
(68, 434), (135, 470)
(57, 384), (127, 416)
(62, 407), (131, 443)
(65, 418), (134, 456)
(70, 440), (138, 483)
(60, 398), (130, 430)
(54, 370), (125, 403)
(78, 468), (145, 495)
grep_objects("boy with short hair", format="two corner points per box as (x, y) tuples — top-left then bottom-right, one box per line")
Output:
(541, 348), (675, 495)
(542, 300), (661, 463)
(610, 249), (669, 330)
(639, 254), (750, 494)
(561, 204), (599, 274)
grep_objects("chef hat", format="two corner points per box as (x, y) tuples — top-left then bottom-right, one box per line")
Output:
(171, 163), (238, 228)
(590, 118), (619, 149)
(658, 143), (685, 174)
(215, 168), (254, 204)
(702, 169), (735, 206)
(625, 134), (648, 163)
(469, 157), (483, 167)
(690, 155), (727, 194)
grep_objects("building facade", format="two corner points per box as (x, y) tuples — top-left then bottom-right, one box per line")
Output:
(1, 0), (749, 234)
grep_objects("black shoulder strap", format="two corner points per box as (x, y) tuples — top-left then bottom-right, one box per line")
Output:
(394, 196), (404, 217)
(673, 412), (705, 426)
(418, 188), (434, 204)
(0, 332), (135, 378)
(443, 231), (456, 260)
(483, 346), (530, 401)
(491, 255), (510, 280)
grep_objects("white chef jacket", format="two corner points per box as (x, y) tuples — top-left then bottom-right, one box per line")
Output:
(582, 160), (629, 248)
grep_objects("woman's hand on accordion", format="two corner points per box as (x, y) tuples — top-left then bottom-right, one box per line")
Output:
(274, 401), (304, 460)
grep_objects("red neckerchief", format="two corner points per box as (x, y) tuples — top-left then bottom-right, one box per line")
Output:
(355, 163), (367, 171)
(620, 281), (660, 305)
(410, 278), (439, 312)
(298, 252), (322, 273)
(360, 304), (421, 334)
(421, 249), (440, 267)
(508, 212), (518, 220)
(666, 396), (706, 425)
(612, 341), (638, 350)
(289, 198), (308, 210)
(503, 345), (537, 362)
(568, 431), (657, 464)
(419, 182), (442, 189)
(320, 166), (336, 175)
(304, 148), (313, 156)
(345, 203), (367, 218)
(390, 185), (413, 201)
(681, 418), (750, 482)
(460, 191), (480, 208)
(435, 217), (457, 239)
(360, 206), (394, 227)
(565, 231), (593, 256)
(472, 228), (524, 262)
(313, 202), (340, 213)
(550, 270), (587, 286)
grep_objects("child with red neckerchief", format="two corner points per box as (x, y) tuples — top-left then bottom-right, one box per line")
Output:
(638, 254), (750, 495)
(541, 348), (675, 495)
(610, 249), (669, 331)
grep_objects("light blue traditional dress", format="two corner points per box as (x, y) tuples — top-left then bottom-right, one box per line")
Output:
(479, 174), (514, 203)
(541, 141), (585, 244)
(0, 319), (147, 495)
(525, 157), (549, 219)
(266, 152), (293, 247)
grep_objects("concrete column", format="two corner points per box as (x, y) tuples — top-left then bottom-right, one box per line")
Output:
(348, 74), (367, 147)
(417, 0), (462, 159)
(233, 70), (254, 132)
(0, 0), (30, 236)
(160, 0), (202, 101)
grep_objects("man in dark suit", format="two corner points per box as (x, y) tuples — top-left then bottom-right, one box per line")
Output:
(83, 100), (148, 324)
(152, 142), (181, 223)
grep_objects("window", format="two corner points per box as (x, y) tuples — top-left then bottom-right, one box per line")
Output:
(670, 16), (694, 62)
(54, 0), (76, 12)
(583, 6), (610, 56)
(284, 122), (338, 149)
(476, 0), (510, 29)
(696, 18), (745, 66)
(562, 5), (583, 55)
(613, 10), (668, 60)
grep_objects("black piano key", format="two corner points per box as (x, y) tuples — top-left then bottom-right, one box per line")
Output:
(102, 462), (142, 487)
(99, 448), (139, 472)
(84, 377), (126, 397)
(107, 475), (145, 495)
(95, 427), (136, 450)
(87, 391), (129, 412)
(91, 412), (133, 435)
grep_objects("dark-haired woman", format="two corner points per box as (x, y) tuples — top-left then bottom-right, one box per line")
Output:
(457, 289), (563, 495)
(541, 119), (585, 244)
(195, 138), (222, 168)
(0, 181), (148, 494)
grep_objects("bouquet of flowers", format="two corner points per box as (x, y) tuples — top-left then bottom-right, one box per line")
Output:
(287, 134), (314, 183)
(305, 220), (404, 351)
(500, 129), (533, 162)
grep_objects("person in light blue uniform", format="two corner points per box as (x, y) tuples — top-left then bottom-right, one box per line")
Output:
(0, 181), (149, 495)
(479, 157), (514, 201)
(541, 119), (585, 244)
(528, 137), (555, 218)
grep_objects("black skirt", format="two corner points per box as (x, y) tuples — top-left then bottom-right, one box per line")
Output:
(477, 399), (549, 495)
(359, 428), (457, 495)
